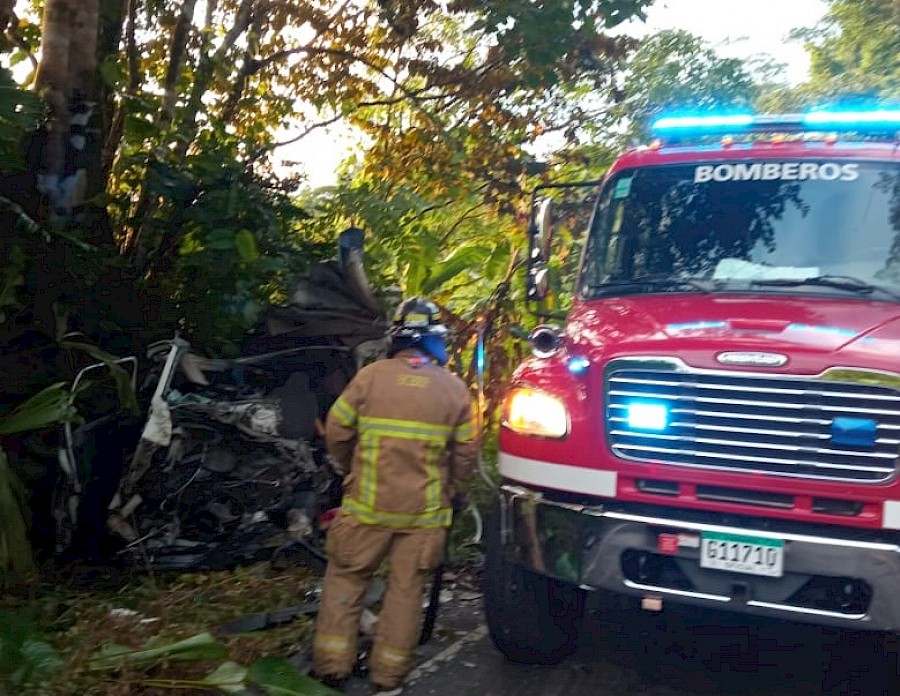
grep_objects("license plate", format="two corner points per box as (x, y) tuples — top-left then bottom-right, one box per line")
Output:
(700, 531), (784, 577)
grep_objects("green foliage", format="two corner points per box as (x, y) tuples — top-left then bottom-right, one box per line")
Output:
(86, 631), (229, 672)
(3, 0), (656, 362)
(474, 0), (649, 66)
(0, 383), (79, 437)
(0, 609), (63, 692)
(603, 29), (760, 142)
(111, 137), (321, 355)
(0, 383), (80, 587)
(0, 450), (34, 585)
(57, 339), (138, 414)
(80, 632), (340, 693)
(249, 656), (342, 695)
(0, 68), (43, 171)
(795, 0), (900, 99)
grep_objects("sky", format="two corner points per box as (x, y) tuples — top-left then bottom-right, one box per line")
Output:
(288, 0), (830, 188)
(618, 0), (829, 84)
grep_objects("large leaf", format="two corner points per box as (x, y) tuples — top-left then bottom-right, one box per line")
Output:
(0, 381), (83, 584)
(203, 661), (249, 693)
(87, 632), (229, 672)
(137, 661), (249, 693)
(235, 229), (259, 262)
(422, 244), (490, 295)
(248, 656), (342, 696)
(0, 383), (78, 436)
(18, 639), (64, 679)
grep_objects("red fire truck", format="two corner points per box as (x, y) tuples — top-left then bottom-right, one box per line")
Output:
(484, 110), (900, 664)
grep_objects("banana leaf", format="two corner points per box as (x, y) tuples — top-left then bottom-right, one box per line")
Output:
(248, 656), (342, 695)
(0, 383), (79, 436)
(86, 632), (229, 672)
(137, 661), (249, 693)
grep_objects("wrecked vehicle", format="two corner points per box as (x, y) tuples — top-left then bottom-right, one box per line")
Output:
(54, 230), (390, 570)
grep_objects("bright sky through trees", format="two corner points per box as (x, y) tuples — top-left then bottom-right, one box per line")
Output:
(287, 0), (829, 188)
(621, 0), (828, 85)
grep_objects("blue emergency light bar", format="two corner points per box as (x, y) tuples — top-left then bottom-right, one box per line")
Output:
(650, 109), (900, 137)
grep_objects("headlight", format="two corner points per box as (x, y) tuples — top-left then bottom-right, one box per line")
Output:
(503, 387), (569, 439)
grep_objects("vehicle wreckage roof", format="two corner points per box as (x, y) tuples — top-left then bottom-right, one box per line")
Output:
(251, 258), (390, 352)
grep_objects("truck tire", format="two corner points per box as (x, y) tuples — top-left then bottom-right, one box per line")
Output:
(483, 501), (585, 664)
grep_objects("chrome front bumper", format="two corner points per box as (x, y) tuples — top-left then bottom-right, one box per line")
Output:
(497, 484), (900, 632)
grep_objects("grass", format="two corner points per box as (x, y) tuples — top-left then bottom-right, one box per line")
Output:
(0, 563), (320, 695)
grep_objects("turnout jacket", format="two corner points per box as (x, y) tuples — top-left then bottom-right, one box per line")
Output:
(325, 349), (476, 528)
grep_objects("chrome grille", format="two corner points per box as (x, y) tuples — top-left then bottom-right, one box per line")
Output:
(606, 364), (900, 482)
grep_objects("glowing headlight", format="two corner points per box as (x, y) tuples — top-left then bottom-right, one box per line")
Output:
(503, 387), (569, 439)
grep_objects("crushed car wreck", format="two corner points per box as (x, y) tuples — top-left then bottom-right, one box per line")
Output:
(54, 229), (390, 571)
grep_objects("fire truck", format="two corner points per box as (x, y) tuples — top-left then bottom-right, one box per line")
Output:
(484, 110), (900, 665)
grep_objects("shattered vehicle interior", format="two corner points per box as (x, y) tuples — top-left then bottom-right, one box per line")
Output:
(55, 230), (390, 571)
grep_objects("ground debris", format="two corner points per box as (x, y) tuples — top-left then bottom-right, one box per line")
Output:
(1, 562), (319, 695)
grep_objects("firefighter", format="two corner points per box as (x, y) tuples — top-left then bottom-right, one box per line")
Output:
(312, 297), (477, 694)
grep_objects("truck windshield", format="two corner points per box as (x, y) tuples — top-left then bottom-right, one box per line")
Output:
(580, 160), (900, 301)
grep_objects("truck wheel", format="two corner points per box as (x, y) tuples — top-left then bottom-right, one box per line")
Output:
(483, 502), (585, 664)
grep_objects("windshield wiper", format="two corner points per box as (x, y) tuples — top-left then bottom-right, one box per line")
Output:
(586, 274), (714, 296)
(750, 275), (900, 301)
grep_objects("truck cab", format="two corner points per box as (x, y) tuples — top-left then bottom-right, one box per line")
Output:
(485, 110), (900, 665)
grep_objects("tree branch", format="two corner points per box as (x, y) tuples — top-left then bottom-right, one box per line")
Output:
(175, 0), (255, 157)
(265, 112), (346, 153)
(158, 0), (198, 129)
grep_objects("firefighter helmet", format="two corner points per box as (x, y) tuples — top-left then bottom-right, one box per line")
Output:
(389, 297), (447, 338)
(388, 297), (449, 363)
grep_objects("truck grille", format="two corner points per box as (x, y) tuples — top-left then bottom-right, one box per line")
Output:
(606, 364), (900, 483)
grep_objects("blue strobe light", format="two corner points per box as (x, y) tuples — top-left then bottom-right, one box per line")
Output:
(568, 356), (590, 374)
(650, 113), (756, 133)
(626, 402), (669, 432)
(650, 108), (900, 138)
(803, 109), (900, 129)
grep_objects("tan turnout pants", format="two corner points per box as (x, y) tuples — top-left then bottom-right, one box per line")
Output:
(313, 513), (446, 688)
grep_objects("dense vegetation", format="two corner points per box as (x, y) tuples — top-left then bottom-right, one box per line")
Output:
(0, 0), (896, 566)
(0, 0), (897, 691)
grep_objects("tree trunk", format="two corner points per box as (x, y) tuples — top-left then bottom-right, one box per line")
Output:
(34, 0), (73, 193)
(33, 0), (103, 221)
(69, 0), (101, 99)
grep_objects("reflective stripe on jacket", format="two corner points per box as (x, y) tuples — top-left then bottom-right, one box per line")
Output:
(325, 349), (476, 528)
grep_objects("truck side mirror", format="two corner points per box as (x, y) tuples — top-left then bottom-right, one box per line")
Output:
(527, 198), (554, 301)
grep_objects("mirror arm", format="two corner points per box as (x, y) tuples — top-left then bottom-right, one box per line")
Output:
(524, 177), (604, 312)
